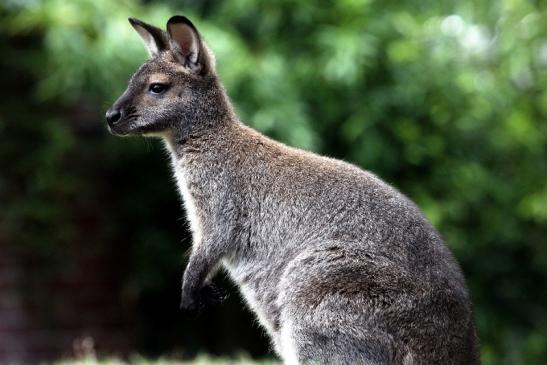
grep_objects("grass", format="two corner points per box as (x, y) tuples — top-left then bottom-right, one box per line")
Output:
(47, 355), (280, 365)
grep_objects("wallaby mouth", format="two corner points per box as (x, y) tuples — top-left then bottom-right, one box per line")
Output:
(106, 123), (129, 137)
(105, 113), (127, 136)
(105, 105), (139, 136)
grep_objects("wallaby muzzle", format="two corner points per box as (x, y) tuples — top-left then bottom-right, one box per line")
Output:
(105, 107), (122, 126)
(105, 104), (129, 136)
(105, 90), (137, 135)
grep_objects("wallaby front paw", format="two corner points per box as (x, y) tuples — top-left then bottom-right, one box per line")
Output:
(179, 290), (200, 314)
(179, 283), (227, 316)
(200, 283), (228, 307)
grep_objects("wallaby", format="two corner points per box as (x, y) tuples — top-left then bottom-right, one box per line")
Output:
(106, 15), (480, 365)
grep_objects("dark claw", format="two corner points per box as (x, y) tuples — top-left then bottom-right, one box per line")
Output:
(179, 283), (228, 317)
(179, 291), (200, 315)
(200, 282), (228, 307)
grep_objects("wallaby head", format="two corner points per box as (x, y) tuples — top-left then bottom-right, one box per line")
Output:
(106, 16), (226, 139)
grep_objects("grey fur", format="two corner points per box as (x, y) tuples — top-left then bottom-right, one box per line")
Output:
(106, 15), (480, 365)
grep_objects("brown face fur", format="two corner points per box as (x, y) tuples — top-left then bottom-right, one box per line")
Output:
(106, 16), (218, 138)
(108, 54), (203, 136)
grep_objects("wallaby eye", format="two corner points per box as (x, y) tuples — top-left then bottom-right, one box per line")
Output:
(148, 83), (169, 94)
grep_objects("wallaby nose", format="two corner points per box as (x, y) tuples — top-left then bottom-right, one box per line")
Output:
(106, 108), (122, 126)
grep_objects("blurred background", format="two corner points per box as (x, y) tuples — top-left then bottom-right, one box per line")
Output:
(1, 0), (546, 364)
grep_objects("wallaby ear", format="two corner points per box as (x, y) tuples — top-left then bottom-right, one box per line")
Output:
(166, 15), (204, 73)
(129, 17), (168, 58)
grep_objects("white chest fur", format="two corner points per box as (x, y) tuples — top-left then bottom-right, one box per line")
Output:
(166, 144), (203, 246)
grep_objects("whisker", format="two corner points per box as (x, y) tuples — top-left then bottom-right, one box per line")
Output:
(125, 114), (140, 122)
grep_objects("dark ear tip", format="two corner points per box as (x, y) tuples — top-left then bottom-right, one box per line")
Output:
(128, 17), (142, 27)
(167, 15), (196, 30)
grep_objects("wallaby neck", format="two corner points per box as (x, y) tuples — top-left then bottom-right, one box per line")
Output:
(164, 120), (236, 160)
(164, 78), (238, 156)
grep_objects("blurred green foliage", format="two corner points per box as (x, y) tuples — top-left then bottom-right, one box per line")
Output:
(1, 0), (546, 364)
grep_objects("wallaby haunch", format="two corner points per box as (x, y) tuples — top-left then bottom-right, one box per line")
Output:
(106, 15), (480, 365)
